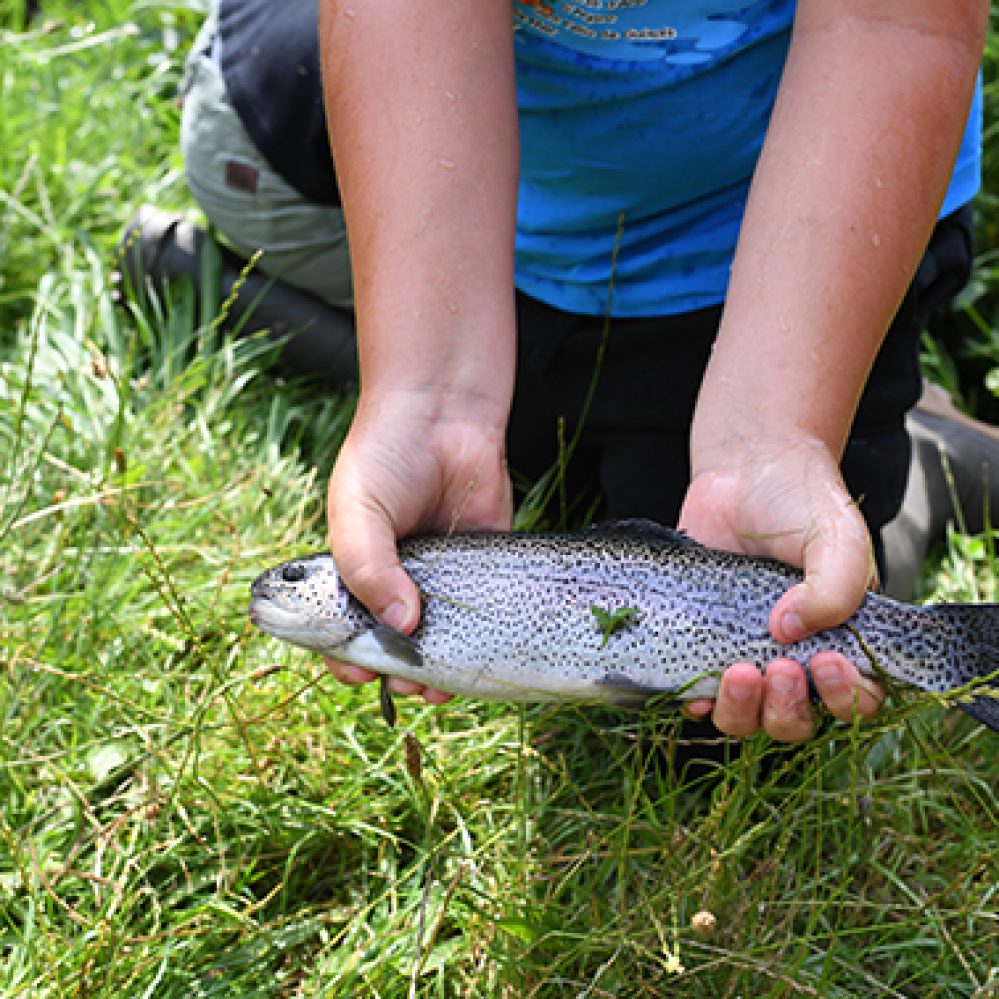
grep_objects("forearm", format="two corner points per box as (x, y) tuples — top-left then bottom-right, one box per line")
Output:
(692, 1), (986, 469)
(319, 0), (519, 427)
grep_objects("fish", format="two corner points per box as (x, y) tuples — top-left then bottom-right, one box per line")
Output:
(247, 521), (999, 731)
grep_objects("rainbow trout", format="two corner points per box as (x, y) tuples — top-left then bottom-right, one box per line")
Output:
(248, 522), (999, 730)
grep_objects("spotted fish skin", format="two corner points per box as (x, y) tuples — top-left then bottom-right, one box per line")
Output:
(248, 522), (999, 730)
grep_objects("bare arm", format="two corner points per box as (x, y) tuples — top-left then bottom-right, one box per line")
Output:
(681, 0), (986, 738)
(708, 3), (985, 464)
(319, 0), (519, 694)
(321, 0), (518, 401)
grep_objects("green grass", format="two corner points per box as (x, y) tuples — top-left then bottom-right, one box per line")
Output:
(2, 4), (998, 996)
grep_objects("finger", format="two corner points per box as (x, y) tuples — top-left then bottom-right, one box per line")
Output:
(761, 659), (815, 742)
(809, 651), (883, 723)
(323, 657), (451, 702)
(324, 657), (380, 686)
(769, 500), (873, 643)
(385, 677), (425, 696)
(711, 662), (764, 737)
(423, 688), (455, 706)
(682, 698), (715, 721)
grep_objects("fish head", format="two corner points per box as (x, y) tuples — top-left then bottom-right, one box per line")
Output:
(248, 553), (371, 654)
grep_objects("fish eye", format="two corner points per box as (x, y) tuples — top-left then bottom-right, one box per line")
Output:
(281, 562), (307, 583)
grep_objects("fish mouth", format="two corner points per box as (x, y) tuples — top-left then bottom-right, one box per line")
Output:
(248, 595), (307, 641)
(247, 595), (265, 626)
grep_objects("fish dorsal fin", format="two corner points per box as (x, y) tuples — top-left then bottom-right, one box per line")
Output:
(585, 519), (702, 547)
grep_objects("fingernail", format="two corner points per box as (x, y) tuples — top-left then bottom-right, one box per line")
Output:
(769, 671), (797, 695)
(812, 660), (843, 688)
(727, 680), (756, 702)
(781, 610), (806, 643)
(381, 600), (409, 631)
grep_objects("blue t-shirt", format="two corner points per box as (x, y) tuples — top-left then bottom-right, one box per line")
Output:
(513, 0), (982, 317)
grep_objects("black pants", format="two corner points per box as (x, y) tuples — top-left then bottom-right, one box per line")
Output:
(507, 206), (973, 575)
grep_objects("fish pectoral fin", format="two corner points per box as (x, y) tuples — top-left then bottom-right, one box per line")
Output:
(379, 676), (397, 729)
(370, 624), (425, 671)
(596, 671), (676, 706)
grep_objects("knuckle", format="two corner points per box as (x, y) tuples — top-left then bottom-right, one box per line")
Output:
(343, 560), (385, 597)
(825, 692), (879, 725)
(763, 704), (814, 742)
(803, 583), (863, 629)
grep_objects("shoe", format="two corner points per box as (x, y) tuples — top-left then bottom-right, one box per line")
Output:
(117, 205), (357, 388)
(882, 381), (999, 599)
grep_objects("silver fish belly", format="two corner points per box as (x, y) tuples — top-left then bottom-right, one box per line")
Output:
(248, 522), (999, 730)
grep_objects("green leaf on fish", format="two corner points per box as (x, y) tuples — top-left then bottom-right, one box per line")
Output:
(590, 604), (641, 648)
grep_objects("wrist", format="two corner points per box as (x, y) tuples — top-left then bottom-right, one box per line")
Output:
(689, 403), (838, 480)
(355, 308), (516, 428)
(690, 329), (861, 475)
(354, 383), (511, 444)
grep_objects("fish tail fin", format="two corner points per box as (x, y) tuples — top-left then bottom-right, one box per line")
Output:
(931, 603), (999, 731)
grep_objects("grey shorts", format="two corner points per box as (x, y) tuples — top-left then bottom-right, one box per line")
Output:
(179, 11), (353, 310)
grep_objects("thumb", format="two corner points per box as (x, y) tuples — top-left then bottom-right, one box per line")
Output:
(332, 526), (421, 633)
(769, 502), (875, 644)
(328, 503), (421, 635)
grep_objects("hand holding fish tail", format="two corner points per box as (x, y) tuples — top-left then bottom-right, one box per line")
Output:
(678, 437), (883, 741)
(326, 392), (513, 702)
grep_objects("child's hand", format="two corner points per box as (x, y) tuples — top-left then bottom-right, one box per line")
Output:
(678, 437), (884, 742)
(324, 391), (512, 703)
